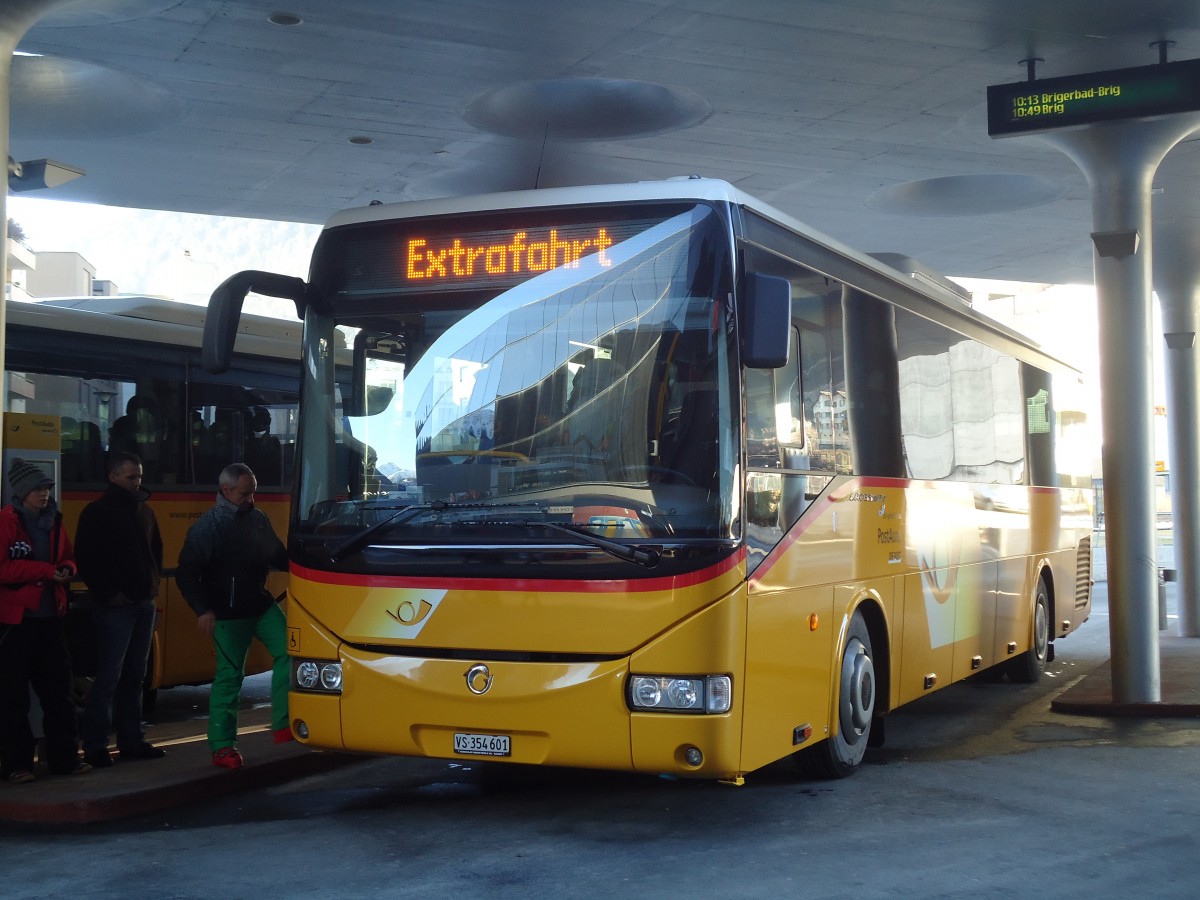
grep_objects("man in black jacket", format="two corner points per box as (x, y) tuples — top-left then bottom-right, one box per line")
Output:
(76, 451), (166, 768)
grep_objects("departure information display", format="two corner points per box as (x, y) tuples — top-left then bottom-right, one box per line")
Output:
(326, 208), (680, 299)
(987, 58), (1200, 137)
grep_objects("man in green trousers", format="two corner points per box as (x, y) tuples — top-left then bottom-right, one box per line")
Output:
(177, 463), (291, 768)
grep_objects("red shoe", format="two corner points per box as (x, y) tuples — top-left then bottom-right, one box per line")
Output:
(272, 726), (295, 744)
(212, 747), (244, 769)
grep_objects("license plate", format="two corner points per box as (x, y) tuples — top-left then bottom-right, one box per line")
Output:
(453, 732), (511, 757)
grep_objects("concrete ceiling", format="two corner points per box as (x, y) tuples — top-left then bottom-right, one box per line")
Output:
(11, 0), (1200, 284)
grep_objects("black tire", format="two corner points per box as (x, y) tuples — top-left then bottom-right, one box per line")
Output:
(1007, 576), (1050, 684)
(796, 610), (876, 779)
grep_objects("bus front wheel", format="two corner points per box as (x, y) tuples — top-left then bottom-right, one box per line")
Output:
(796, 610), (876, 779)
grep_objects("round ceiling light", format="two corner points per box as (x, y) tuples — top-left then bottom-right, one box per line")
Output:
(867, 174), (1068, 216)
(32, 0), (180, 28)
(465, 77), (711, 141)
(10, 55), (184, 139)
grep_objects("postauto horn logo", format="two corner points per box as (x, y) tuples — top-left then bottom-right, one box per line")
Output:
(387, 598), (434, 626)
(361, 588), (446, 639)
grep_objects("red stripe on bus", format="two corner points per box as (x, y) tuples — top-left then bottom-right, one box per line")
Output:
(291, 548), (746, 594)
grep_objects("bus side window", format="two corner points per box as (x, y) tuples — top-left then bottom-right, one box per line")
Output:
(244, 407), (284, 486)
(61, 417), (105, 483)
(744, 326), (802, 470)
(744, 367), (778, 468)
(207, 408), (242, 479)
(109, 394), (167, 482)
(1024, 365), (1055, 487)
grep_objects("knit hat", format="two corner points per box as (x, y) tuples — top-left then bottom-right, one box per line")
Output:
(8, 458), (54, 501)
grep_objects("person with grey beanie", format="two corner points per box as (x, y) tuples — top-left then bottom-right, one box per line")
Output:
(0, 458), (90, 782)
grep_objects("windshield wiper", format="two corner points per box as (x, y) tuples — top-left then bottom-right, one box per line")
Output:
(326, 502), (442, 562)
(326, 500), (544, 562)
(527, 520), (660, 568)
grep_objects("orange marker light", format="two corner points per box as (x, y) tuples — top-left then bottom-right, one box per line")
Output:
(809, 613), (819, 631)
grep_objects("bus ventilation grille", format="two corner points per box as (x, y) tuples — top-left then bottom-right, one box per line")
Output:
(1075, 535), (1092, 609)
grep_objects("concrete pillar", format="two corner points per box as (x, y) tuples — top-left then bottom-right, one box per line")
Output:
(1152, 218), (1200, 637)
(1042, 115), (1200, 702)
(1, 0), (77, 453)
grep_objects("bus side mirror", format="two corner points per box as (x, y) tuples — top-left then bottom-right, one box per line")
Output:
(204, 271), (307, 374)
(742, 272), (790, 368)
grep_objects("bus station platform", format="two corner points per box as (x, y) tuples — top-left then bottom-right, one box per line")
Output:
(1052, 632), (1200, 717)
(1058, 536), (1200, 717)
(0, 699), (359, 825)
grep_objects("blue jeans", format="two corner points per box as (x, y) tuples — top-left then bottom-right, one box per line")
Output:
(80, 598), (157, 755)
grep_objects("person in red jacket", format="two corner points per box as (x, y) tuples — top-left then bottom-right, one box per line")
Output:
(0, 458), (91, 783)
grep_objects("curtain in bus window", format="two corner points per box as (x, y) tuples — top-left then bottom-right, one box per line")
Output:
(895, 309), (1025, 483)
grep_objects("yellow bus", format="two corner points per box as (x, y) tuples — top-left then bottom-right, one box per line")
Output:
(205, 179), (1093, 782)
(4, 296), (313, 701)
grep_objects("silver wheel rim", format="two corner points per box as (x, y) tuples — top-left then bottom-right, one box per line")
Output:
(840, 638), (875, 741)
(1034, 595), (1049, 661)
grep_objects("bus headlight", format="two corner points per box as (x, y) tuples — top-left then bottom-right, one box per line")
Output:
(293, 659), (343, 694)
(320, 663), (343, 691)
(628, 675), (731, 714)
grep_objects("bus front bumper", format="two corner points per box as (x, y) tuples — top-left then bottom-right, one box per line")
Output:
(290, 647), (744, 778)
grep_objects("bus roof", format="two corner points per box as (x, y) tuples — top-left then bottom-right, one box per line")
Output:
(7, 295), (310, 361)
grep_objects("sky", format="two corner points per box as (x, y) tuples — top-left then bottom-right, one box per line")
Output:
(7, 196), (321, 317)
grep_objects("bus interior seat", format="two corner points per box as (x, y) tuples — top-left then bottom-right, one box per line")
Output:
(61, 418), (105, 482)
(666, 388), (718, 489)
(109, 395), (166, 480)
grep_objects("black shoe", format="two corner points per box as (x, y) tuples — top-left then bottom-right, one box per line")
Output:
(83, 750), (113, 769)
(50, 758), (92, 776)
(119, 742), (166, 761)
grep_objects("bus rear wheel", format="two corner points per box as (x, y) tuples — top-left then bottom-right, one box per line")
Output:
(1007, 576), (1050, 684)
(796, 610), (876, 779)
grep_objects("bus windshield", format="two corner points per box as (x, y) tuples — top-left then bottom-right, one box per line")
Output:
(294, 201), (737, 556)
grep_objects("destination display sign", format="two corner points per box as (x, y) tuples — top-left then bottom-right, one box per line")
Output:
(405, 225), (616, 283)
(327, 211), (674, 299)
(987, 58), (1200, 137)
